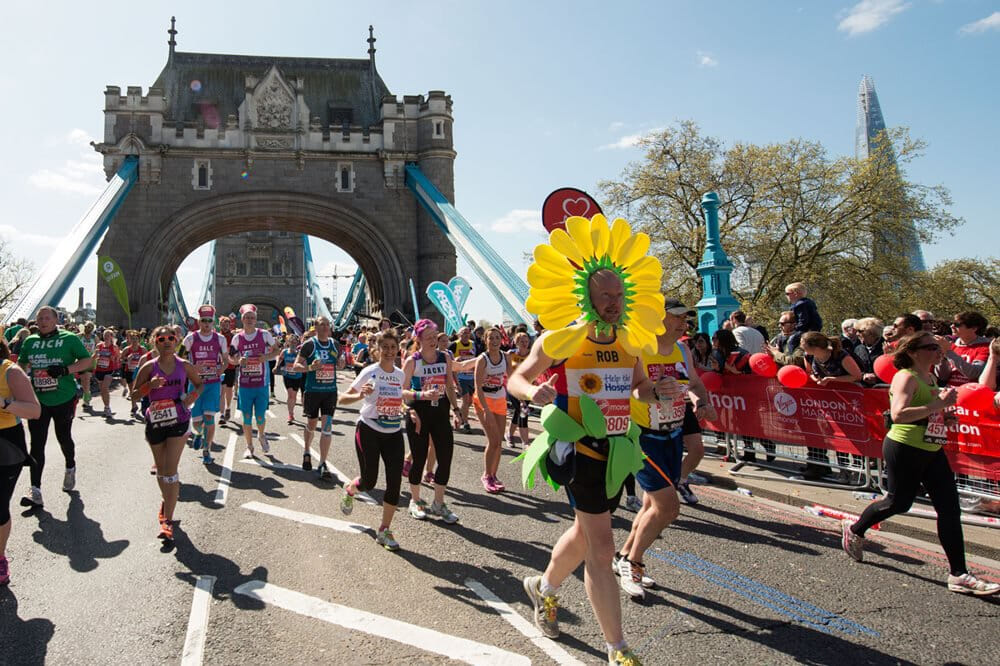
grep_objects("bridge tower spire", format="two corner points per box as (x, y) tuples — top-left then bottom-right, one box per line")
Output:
(168, 16), (177, 61)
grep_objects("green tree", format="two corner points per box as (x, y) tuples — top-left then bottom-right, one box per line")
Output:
(915, 259), (1000, 324)
(0, 239), (33, 316)
(599, 121), (961, 331)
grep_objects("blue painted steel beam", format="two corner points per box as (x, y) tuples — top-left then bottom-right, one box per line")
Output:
(404, 164), (531, 326)
(4, 156), (139, 323)
(302, 234), (334, 321)
(333, 268), (366, 331)
(197, 240), (216, 308)
(168, 274), (190, 324)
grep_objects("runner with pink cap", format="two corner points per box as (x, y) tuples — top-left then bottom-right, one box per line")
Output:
(227, 304), (278, 458)
(182, 304), (227, 464)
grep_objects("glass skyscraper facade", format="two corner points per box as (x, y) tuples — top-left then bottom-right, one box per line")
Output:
(856, 75), (926, 272)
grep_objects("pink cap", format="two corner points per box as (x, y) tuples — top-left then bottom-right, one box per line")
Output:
(239, 304), (257, 316)
(198, 305), (216, 318)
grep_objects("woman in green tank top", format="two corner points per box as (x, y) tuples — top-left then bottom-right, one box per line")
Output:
(841, 333), (998, 596)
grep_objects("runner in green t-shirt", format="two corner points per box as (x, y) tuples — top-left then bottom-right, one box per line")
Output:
(17, 306), (93, 508)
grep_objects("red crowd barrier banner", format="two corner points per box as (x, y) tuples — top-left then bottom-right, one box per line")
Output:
(700, 375), (1000, 480)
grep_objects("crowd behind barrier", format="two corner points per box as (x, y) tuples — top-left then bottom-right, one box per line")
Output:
(700, 374), (1000, 501)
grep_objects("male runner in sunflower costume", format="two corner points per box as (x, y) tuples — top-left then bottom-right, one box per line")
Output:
(508, 214), (682, 666)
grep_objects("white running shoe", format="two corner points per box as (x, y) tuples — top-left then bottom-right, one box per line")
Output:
(841, 519), (865, 562)
(428, 501), (459, 524)
(614, 553), (655, 588)
(62, 467), (76, 492)
(947, 573), (1000, 596)
(617, 558), (646, 601)
(408, 499), (427, 520)
(376, 528), (400, 551)
(19, 486), (43, 508)
(259, 433), (269, 454)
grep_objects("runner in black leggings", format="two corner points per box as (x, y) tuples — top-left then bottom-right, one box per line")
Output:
(402, 319), (461, 524)
(842, 332), (999, 596)
(338, 330), (416, 550)
(0, 338), (41, 586)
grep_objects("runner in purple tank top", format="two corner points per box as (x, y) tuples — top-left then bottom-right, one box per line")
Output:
(132, 326), (203, 542)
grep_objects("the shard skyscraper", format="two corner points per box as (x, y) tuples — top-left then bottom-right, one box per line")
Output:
(856, 75), (926, 271)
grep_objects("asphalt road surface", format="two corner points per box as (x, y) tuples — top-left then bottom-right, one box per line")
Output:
(3, 380), (998, 665)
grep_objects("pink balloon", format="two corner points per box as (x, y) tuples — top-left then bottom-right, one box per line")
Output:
(700, 371), (723, 393)
(873, 354), (898, 384)
(749, 353), (778, 378)
(777, 364), (809, 389)
(955, 383), (995, 412)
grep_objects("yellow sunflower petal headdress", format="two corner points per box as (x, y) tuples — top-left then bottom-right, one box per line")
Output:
(525, 213), (665, 359)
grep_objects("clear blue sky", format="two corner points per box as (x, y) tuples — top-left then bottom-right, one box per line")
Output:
(1, 1), (997, 322)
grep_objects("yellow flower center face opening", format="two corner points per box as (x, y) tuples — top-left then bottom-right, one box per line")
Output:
(525, 214), (666, 359)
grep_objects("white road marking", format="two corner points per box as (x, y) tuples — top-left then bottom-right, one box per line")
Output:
(238, 458), (305, 472)
(266, 409), (276, 419)
(180, 575), (216, 666)
(241, 500), (368, 534)
(288, 432), (377, 504)
(213, 432), (238, 505)
(233, 581), (529, 665)
(465, 578), (585, 666)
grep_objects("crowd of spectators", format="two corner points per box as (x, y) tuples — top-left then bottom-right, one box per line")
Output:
(681, 281), (999, 481)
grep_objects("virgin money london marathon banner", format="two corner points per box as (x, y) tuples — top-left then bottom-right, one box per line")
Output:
(700, 376), (1000, 479)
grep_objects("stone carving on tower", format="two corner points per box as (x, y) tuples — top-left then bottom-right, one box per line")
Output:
(256, 78), (293, 130)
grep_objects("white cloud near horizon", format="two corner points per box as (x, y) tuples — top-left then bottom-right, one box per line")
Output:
(0, 223), (62, 248)
(599, 127), (664, 151)
(28, 129), (105, 196)
(490, 209), (541, 233)
(837, 0), (910, 36)
(697, 50), (718, 67)
(960, 11), (1000, 34)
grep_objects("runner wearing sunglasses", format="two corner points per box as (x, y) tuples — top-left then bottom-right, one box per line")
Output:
(132, 326), (203, 541)
(182, 305), (227, 465)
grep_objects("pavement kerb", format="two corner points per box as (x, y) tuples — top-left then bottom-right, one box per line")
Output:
(693, 466), (1000, 562)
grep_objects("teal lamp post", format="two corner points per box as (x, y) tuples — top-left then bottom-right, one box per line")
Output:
(695, 192), (739, 336)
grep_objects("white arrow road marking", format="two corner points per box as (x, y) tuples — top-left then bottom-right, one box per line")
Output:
(241, 501), (369, 534)
(465, 578), (585, 666)
(288, 432), (377, 504)
(181, 575), (216, 666)
(233, 581), (529, 665)
(213, 433), (238, 505)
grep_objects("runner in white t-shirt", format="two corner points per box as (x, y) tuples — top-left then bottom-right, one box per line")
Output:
(338, 330), (418, 551)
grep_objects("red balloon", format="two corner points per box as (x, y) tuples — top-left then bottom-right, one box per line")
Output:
(700, 371), (723, 392)
(777, 364), (809, 389)
(873, 354), (898, 384)
(749, 353), (778, 378)
(955, 383), (995, 412)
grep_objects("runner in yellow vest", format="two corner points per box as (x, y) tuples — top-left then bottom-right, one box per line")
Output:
(616, 299), (716, 601)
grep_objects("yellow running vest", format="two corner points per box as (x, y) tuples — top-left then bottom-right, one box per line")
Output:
(630, 342), (689, 431)
(0, 359), (19, 429)
(553, 336), (635, 436)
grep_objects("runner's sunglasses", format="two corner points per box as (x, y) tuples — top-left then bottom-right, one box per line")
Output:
(156, 334), (177, 343)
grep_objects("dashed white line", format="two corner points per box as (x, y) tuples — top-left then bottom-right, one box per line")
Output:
(213, 432), (238, 505)
(287, 432), (377, 504)
(465, 578), (585, 666)
(233, 580), (529, 665)
(238, 458), (305, 472)
(266, 409), (277, 419)
(180, 575), (216, 665)
(241, 500), (368, 534)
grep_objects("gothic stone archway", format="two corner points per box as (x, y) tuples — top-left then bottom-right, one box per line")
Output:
(95, 32), (456, 327)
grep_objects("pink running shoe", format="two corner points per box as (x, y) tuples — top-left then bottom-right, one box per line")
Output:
(402, 459), (412, 477)
(423, 471), (435, 485)
(0, 555), (9, 586)
(481, 474), (497, 493)
(491, 476), (506, 492)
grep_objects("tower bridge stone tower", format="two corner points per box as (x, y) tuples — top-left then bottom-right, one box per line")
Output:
(95, 20), (456, 326)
